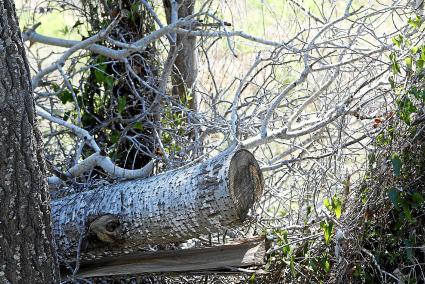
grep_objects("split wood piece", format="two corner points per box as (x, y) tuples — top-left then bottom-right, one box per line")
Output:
(51, 149), (264, 259)
(71, 237), (266, 278)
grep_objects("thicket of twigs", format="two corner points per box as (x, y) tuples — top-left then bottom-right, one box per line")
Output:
(260, 19), (425, 283)
(262, 65), (425, 284)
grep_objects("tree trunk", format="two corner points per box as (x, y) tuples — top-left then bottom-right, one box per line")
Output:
(163, 0), (198, 109)
(0, 0), (60, 283)
(51, 149), (263, 261)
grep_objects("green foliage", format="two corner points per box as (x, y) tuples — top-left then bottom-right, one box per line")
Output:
(391, 153), (402, 177)
(117, 96), (127, 114)
(396, 96), (417, 125)
(391, 34), (403, 48)
(409, 86), (425, 102)
(265, 226), (335, 283)
(407, 15), (422, 29)
(323, 195), (343, 219)
(356, 49), (425, 282)
(387, 187), (424, 222)
(389, 52), (401, 74)
(344, 17), (425, 283)
(375, 127), (393, 146)
(59, 25), (71, 36)
(320, 220), (334, 245)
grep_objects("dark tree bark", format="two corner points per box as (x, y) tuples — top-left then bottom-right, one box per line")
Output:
(0, 0), (60, 282)
(163, 0), (198, 110)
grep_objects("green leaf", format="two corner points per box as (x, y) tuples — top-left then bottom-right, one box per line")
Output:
(401, 201), (412, 221)
(388, 187), (400, 208)
(130, 2), (140, 13)
(58, 90), (73, 104)
(104, 76), (114, 88)
(392, 62), (401, 74)
(368, 153), (376, 164)
(333, 196), (343, 219)
(320, 221), (334, 245)
(407, 15), (422, 29)
(417, 59), (424, 71)
(397, 97), (417, 125)
(405, 57), (413, 70)
(306, 205), (312, 216)
(118, 96), (127, 113)
(290, 256), (296, 277)
(94, 69), (106, 83)
(420, 91), (425, 101)
(412, 192), (425, 205)
(133, 122), (144, 131)
(324, 196), (343, 219)
(94, 61), (113, 87)
(59, 25), (70, 36)
(361, 192), (368, 204)
(391, 153), (402, 177)
(81, 112), (94, 126)
(411, 46), (420, 54)
(323, 199), (332, 211)
(411, 88), (425, 102)
(389, 52), (401, 74)
(51, 83), (60, 92)
(324, 258), (331, 273)
(282, 243), (291, 257)
(391, 35), (403, 47)
(110, 131), (120, 144)
(403, 239), (414, 262)
(279, 209), (288, 218)
(249, 273), (256, 283)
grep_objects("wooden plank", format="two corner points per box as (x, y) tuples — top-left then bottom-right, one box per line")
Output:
(71, 237), (266, 278)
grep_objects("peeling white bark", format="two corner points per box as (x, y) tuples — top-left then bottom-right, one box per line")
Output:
(51, 149), (263, 260)
(52, 153), (154, 183)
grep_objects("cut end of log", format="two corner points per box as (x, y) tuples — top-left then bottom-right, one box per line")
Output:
(229, 149), (264, 221)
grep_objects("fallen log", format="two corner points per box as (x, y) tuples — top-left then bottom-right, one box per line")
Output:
(51, 149), (264, 260)
(65, 237), (266, 278)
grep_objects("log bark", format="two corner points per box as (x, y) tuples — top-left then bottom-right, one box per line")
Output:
(0, 0), (60, 282)
(52, 149), (263, 260)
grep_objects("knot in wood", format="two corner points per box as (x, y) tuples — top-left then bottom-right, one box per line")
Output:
(89, 215), (121, 244)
